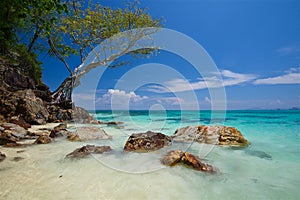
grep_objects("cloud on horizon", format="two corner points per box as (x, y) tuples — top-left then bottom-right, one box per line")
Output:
(147, 69), (257, 93)
(253, 67), (300, 85)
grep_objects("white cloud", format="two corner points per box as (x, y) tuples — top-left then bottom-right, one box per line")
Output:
(99, 89), (148, 104)
(277, 45), (300, 56)
(205, 96), (211, 103)
(147, 70), (256, 93)
(253, 68), (300, 85)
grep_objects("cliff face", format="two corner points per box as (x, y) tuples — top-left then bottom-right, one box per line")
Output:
(0, 53), (96, 124)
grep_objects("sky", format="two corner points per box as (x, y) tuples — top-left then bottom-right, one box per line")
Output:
(41, 0), (300, 110)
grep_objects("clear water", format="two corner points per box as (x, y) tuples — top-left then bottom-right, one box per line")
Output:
(0, 110), (299, 199)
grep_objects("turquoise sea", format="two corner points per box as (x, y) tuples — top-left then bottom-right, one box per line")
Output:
(0, 110), (299, 199)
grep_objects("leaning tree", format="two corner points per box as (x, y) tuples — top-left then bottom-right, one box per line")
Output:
(48, 1), (161, 108)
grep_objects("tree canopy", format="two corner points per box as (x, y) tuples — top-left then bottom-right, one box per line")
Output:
(1, 0), (161, 74)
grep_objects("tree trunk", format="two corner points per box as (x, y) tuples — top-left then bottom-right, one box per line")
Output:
(51, 75), (75, 109)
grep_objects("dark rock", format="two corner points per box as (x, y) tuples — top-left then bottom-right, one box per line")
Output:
(182, 152), (216, 172)
(124, 131), (172, 152)
(67, 133), (80, 142)
(245, 149), (272, 160)
(160, 150), (184, 166)
(49, 129), (69, 138)
(161, 150), (217, 173)
(66, 145), (111, 158)
(49, 123), (68, 138)
(4, 142), (23, 147)
(173, 125), (248, 147)
(16, 90), (49, 125)
(53, 123), (67, 131)
(34, 135), (51, 144)
(0, 151), (6, 162)
(9, 116), (31, 129)
(72, 107), (98, 124)
(107, 121), (123, 125)
(12, 156), (24, 162)
(0, 131), (19, 145)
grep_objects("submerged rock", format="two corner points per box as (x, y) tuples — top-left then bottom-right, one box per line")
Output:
(66, 145), (112, 158)
(124, 131), (172, 152)
(0, 151), (6, 162)
(72, 127), (112, 141)
(173, 125), (248, 147)
(161, 150), (216, 173)
(245, 149), (272, 160)
(34, 135), (51, 144)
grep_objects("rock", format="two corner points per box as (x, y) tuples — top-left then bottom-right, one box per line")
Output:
(12, 157), (24, 162)
(4, 142), (23, 147)
(0, 123), (27, 138)
(9, 116), (31, 129)
(0, 151), (6, 162)
(161, 150), (217, 173)
(53, 123), (67, 131)
(160, 150), (184, 166)
(245, 149), (272, 160)
(107, 121), (123, 125)
(67, 133), (80, 142)
(16, 90), (49, 125)
(71, 107), (98, 124)
(173, 125), (248, 147)
(182, 152), (216, 172)
(124, 131), (172, 152)
(49, 123), (69, 138)
(34, 135), (51, 144)
(0, 130), (19, 145)
(49, 129), (70, 138)
(72, 127), (112, 141)
(66, 145), (111, 158)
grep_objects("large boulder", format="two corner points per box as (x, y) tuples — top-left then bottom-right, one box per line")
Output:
(71, 126), (112, 141)
(0, 123), (27, 138)
(161, 150), (216, 173)
(66, 145), (112, 158)
(124, 131), (172, 152)
(16, 90), (49, 125)
(173, 125), (248, 147)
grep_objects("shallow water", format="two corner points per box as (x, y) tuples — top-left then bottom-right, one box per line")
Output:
(0, 110), (299, 199)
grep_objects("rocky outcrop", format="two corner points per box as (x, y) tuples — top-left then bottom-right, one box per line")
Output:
(66, 145), (112, 158)
(0, 57), (97, 125)
(173, 125), (248, 147)
(34, 135), (51, 144)
(0, 89), (49, 125)
(9, 116), (31, 129)
(161, 150), (216, 173)
(124, 131), (172, 152)
(0, 151), (6, 162)
(0, 123), (27, 138)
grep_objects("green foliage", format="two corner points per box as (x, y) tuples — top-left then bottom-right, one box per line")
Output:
(14, 44), (43, 84)
(52, 1), (161, 63)
(0, 0), (68, 54)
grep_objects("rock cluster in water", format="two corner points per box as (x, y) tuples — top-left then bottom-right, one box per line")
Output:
(123, 131), (172, 152)
(66, 145), (112, 158)
(173, 125), (249, 147)
(161, 150), (216, 173)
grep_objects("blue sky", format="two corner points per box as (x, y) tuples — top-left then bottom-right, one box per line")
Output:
(42, 0), (300, 110)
